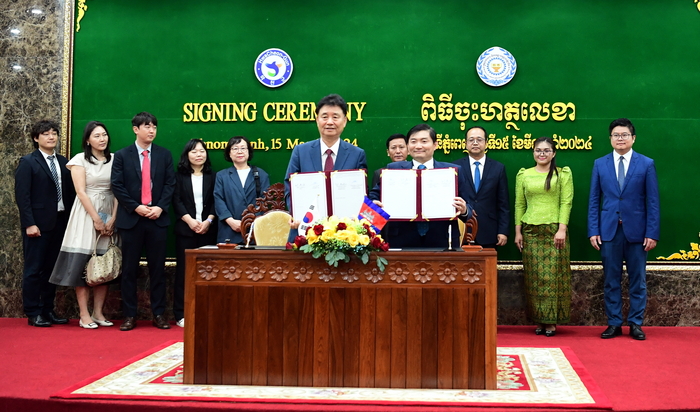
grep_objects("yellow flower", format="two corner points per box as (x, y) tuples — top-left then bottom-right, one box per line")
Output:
(320, 229), (336, 242)
(346, 232), (360, 247)
(306, 231), (319, 244)
(358, 234), (370, 246)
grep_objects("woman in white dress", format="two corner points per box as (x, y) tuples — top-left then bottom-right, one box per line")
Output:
(49, 121), (118, 329)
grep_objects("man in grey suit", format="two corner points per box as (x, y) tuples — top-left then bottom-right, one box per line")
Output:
(111, 112), (176, 331)
(452, 126), (510, 248)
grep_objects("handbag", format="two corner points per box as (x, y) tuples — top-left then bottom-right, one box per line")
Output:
(85, 234), (122, 287)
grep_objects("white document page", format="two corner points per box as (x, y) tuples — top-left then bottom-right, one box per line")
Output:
(380, 169), (417, 219)
(289, 172), (328, 221)
(421, 168), (457, 219)
(330, 170), (367, 218)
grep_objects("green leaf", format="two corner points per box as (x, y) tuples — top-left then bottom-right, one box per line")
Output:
(377, 256), (388, 273)
(312, 249), (323, 259)
(361, 252), (369, 264)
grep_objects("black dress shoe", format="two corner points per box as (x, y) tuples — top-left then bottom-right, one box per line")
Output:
(601, 325), (622, 339)
(46, 311), (69, 324)
(629, 323), (646, 340)
(120, 317), (136, 331)
(152, 315), (171, 329)
(28, 315), (52, 327)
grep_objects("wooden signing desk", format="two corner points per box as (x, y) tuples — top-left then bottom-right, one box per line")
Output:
(183, 248), (497, 389)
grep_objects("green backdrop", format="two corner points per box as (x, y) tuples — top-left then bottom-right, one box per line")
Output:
(70, 0), (700, 261)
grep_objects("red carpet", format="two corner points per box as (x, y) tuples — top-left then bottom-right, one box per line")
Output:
(1, 318), (699, 411)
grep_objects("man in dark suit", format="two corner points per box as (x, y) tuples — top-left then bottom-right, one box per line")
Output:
(111, 112), (176, 331)
(371, 133), (408, 188)
(452, 126), (509, 248)
(369, 124), (471, 249)
(285, 94), (367, 233)
(15, 120), (75, 327)
(588, 118), (660, 341)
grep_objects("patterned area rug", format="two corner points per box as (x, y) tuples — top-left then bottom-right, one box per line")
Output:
(52, 341), (611, 409)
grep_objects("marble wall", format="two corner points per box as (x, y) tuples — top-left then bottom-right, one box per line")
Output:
(1, 1), (698, 326)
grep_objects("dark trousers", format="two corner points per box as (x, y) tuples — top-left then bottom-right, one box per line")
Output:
(120, 217), (168, 318)
(600, 224), (648, 326)
(21, 213), (68, 317)
(174, 231), (216, 320)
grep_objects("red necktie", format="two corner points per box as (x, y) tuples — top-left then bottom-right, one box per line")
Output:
(323, 148), (334, 172)
(141, 150), (152, 205)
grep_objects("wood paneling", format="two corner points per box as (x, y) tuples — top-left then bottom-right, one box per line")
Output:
(184, 249), (497, 389)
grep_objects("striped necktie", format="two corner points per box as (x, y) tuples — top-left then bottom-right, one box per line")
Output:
(47, 155), (62, 202)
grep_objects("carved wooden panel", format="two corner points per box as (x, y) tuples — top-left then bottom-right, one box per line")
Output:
(184, 249), (497, 390)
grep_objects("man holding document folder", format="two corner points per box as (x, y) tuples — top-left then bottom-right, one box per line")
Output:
(285, 94), (368, 237)
(369, 124), (472, 249)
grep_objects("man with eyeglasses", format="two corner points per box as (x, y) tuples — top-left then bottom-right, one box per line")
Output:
(453, 126), (510, 248)
(588, 118), (660, 341)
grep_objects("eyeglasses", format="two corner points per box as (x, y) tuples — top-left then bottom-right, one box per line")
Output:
(534, 149), (553, 154)
(231, 147), (248, 152)
(467, 137), (486, 143)
(611, 133), (632, 140)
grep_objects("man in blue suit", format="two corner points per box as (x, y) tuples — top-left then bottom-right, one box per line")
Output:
(369, 124), (471, 249)
(15, 120), (75, 327)
(284, 94), (367, 227)
(588, 118), (660, 341)
(111, 112), (176, 331)
(452, 126), (509, 248)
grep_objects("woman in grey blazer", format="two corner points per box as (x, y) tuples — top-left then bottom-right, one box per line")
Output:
(214, 136), (270, 244)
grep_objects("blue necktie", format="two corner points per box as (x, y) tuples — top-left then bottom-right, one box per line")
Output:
(417, 164), (429, 236)
(617, 156), (625, 190)
(474, 161), (481, 192)
(47, 155), (62, 202)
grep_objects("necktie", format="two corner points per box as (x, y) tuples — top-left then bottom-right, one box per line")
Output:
(417, 164), (429, 236)
(142, 150), (152, 205)
(47, 155), (62, 202)
(323, 149), (334, 172)
(617, 156), (625, 191)
(474, 161), (481, 192)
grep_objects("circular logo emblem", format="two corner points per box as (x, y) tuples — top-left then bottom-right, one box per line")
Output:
(476, 47), (517, 87)
(254, 48), (294, 88)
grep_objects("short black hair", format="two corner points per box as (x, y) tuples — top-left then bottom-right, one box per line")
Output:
(178, 139), (212, 174)
(465, 126), (487, 139)
(224, 136), (254, 163)
(132, 112), (158, 128)
(315, 94), (348, 115)
(385, 133), (407, 149)
(609, 118), (635, 136)
(82, 121), (112, 164)
(30, 120), (59, 149)
(406, 124), (437, 143)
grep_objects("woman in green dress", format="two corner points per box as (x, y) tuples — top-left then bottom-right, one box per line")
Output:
(514, 137), (573, 337)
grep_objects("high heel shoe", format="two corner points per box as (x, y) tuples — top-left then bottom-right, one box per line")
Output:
(534, 327), (544, 335)
(91, 316), (113, 327)
(544, 326), (557, 337)
(79, 319), (98, 329)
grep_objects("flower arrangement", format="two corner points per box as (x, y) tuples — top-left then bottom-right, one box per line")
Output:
(286, 216), (389, 272)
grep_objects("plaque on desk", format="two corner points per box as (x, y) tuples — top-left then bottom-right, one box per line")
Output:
(289, 169), (367, 221)
(380, 167), (458, 221)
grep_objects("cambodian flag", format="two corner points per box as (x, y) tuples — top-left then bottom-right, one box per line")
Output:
(358, 196), (390, 232)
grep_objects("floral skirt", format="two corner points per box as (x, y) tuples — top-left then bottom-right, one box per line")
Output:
(522, 223), (571, 324)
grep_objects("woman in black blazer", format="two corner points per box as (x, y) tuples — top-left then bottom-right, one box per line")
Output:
(172, 139), (217, 327)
